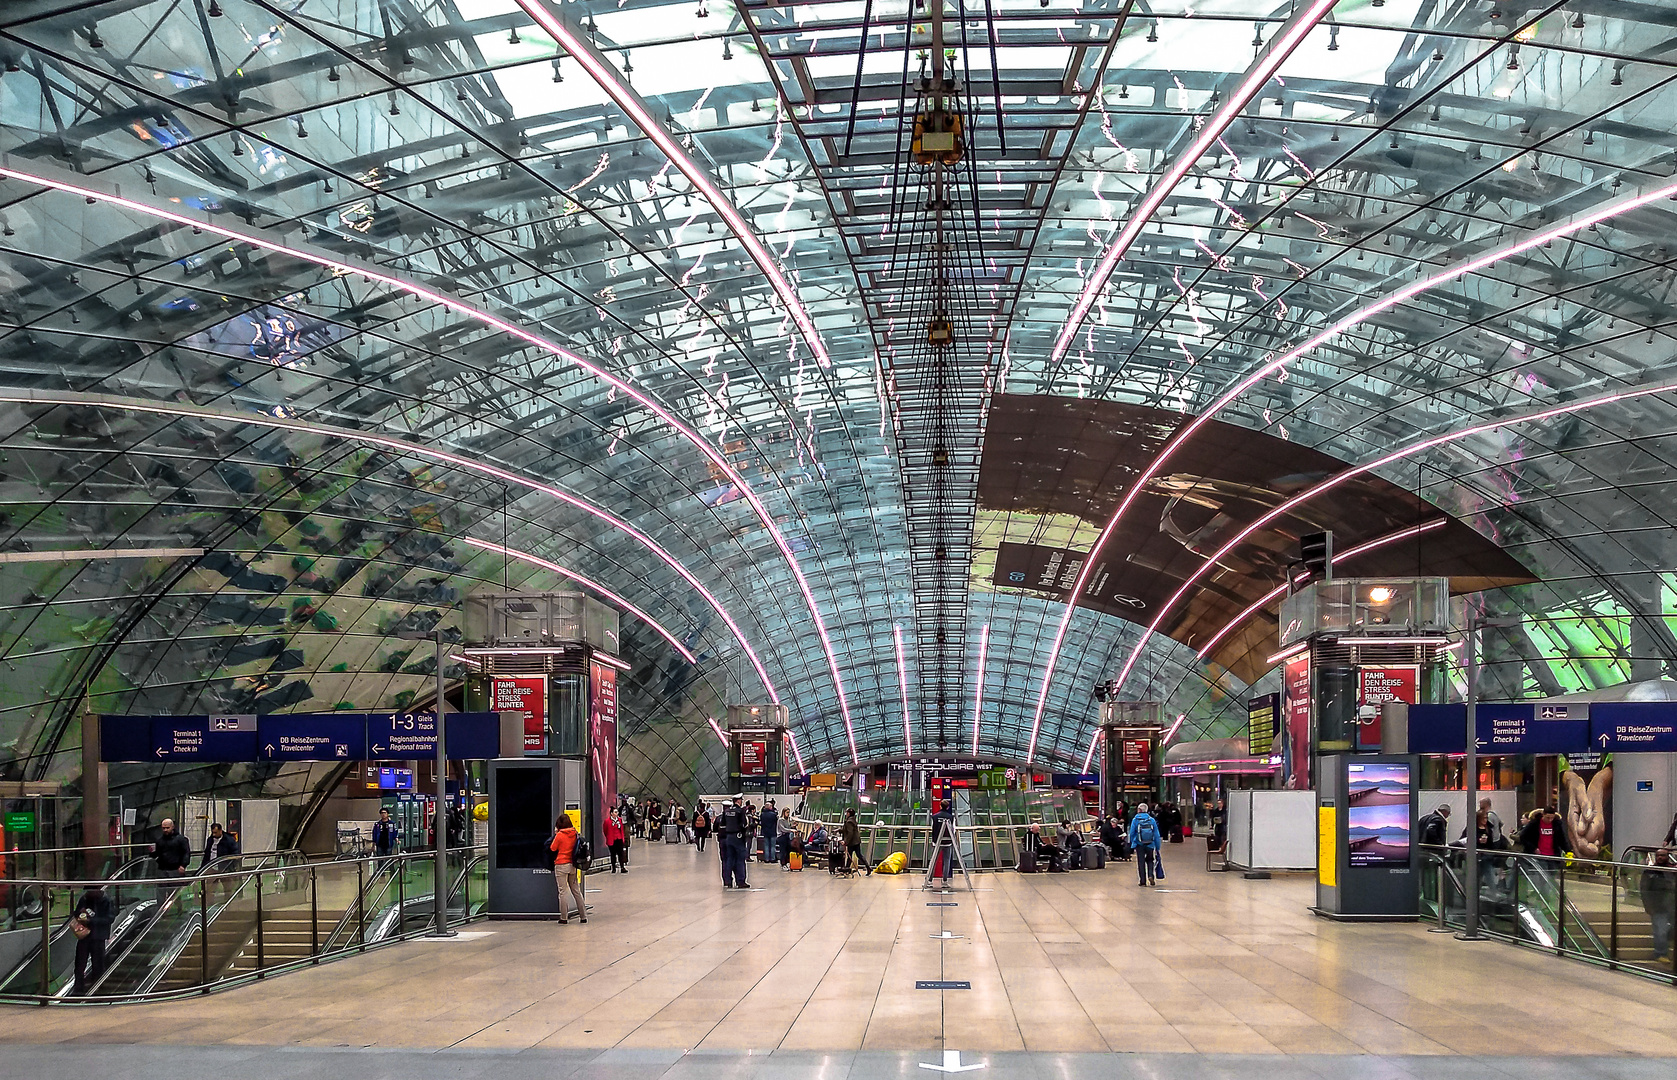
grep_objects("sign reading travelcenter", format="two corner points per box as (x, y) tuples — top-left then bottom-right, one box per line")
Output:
(98, 712), (503, 762)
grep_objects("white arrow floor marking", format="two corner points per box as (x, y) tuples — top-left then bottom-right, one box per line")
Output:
(920, 1050), (984, 1073)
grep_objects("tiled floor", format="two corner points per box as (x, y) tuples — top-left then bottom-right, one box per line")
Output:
(4, 839), (1675, 1059)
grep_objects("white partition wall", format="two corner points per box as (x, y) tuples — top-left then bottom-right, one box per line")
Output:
(1225, 790), (1317, 871)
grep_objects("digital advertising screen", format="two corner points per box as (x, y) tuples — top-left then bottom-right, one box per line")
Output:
(1345, 762), (1411, 866)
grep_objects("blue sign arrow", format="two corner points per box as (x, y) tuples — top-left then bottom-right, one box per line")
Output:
(365, 711), (502, 760)
(1591, 703), (1677, 753)
(150, 716), (258, 762)
(259, 715), (367, 762)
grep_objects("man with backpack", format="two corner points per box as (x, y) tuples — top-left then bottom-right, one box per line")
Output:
(1418, 803), (1451, 848)
(718, 795), (752, 889)
(1129, 803), (1162, 886)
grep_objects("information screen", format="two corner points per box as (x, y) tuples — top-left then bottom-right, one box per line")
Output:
(1345, 762), (1411, 867)
(495, 766), (554, 869)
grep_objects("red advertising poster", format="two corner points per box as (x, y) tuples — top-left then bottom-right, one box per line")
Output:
(740, 740), (768, 776)
(1121, 738), (1151, 774)
(589, 661), (619, 824)
(491, 675), (548, 754)
(1356, 667), (1418, 751)
(1283, 655), (1312, 790)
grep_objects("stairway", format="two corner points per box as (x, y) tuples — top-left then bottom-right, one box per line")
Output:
(1575, 907), (1665, 964)
(152, 898), (346, 992)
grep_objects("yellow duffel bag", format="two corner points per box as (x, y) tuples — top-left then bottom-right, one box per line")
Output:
(874, 851), (908, 874)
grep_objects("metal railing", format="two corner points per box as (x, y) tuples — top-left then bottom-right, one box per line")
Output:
(788, 815), (1098, 872)
(1420, 844), (1676, 985)
(0, 845), (486, 1004)
(1, 842), (152, 884)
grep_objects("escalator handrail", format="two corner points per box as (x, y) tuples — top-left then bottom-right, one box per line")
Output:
(321, 846), (485, 951)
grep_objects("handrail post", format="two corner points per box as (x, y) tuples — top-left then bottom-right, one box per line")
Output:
(39, 885), (51, 1002)
(199, 877), (209, 989)
(397, 854), (406, 937)
(1610, 860), (1619, 966)
(357, 856), (366, 951)
(254, 869), (265, 976)
(310, 865), (319, 960)
(1556, 863), (1567, 954)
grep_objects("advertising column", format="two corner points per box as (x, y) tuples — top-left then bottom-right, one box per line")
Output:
(588, 661), (619, 842)
(1283, 654), (1312, 790)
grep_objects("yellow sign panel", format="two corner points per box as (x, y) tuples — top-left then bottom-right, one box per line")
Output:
(1318, 806), (1337, 887)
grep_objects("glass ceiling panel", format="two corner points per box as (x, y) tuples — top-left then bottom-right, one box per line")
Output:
(2, 0), (1675, 798)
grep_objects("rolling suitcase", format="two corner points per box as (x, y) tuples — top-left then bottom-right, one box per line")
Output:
(1016, 849), (1039, 874)
(1083, 844), (1106, 870)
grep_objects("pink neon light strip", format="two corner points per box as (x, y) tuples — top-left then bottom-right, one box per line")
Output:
(0, 159), (859, 764)
(513, 1), (832, 371)
(1051, 0), (1340, 364)
(0, 386), (781, 703)
(1192, 519), (1448, 660)
(1075, 375), (1677, 771)
(460, 537), (696, 663)
(894, 624), (913, 759)
(708, 716), (730, 748)
(784, 727), (808, 775)
(1030, 173), (1677, 765)
(972, 623), (990, 758)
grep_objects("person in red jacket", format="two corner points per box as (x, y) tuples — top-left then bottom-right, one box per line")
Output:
(549, 815), (587, 923)
(605, 810), (629, 874)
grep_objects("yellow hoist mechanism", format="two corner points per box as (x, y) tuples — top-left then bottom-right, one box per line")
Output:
(927, 315), (955, 347)
(912, 94), (965, 166)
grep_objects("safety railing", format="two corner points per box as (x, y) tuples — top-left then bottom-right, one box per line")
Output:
(0, 843), (152, 884)
(1419, 844), (1676, 985)
(0, 845), (486, 1004)
(788, 816), (1098, 872)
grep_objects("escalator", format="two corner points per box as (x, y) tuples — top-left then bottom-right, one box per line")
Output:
(0, 851), (235, 999)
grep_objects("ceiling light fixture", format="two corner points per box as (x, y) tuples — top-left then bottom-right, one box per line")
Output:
(1192, 520), (1448, 661)
(1036, 169), (1677, 765)
(895, 623), (913, 759)
(1050, 0), (1341, 367)
(512, 0), (856, 763)
(972, 622), (989, 757)
(0, 158), (856, 756)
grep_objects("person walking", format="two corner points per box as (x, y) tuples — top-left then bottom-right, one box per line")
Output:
(693, 803), (712, 853)
(69, 882), (113, 995)
(548, 815), (587, 923)
(1129, 803), (1162, 886)
(840, 808), (863, 875)
(371, 808), (400, 858)
(760, 801), (779, 864)
(201, 822), (240, 868)
(150, 818), (191, 878)
(719, 795), (752, 889)
(605, 809), (629, 873)
(1641, 846), (1676, 962)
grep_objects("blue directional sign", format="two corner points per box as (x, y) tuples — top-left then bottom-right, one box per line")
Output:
(1591, 703), (1677, 753)
(259, 715), (367, 762)
(100, 711), (499, 762)
(1407, 705), (1466, 754)
(365, 711), (501, 761)
(1475, 709), (1588, 755)
(150, 716), (259, 762)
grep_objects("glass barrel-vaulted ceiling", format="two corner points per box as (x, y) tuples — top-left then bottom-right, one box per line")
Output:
(1, 0), (1676, 812)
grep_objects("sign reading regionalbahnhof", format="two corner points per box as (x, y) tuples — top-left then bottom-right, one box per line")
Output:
(100, 712), (502, 763)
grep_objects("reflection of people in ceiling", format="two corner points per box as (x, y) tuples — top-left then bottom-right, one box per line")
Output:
(1151, 472), (1332, 578)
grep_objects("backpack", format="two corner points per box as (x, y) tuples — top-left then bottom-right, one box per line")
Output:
(1135, 815), (1158, 847)
(573, 835), (592, 867)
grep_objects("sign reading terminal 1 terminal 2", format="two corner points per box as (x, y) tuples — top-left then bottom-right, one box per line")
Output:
(102, 712), (503, 763)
